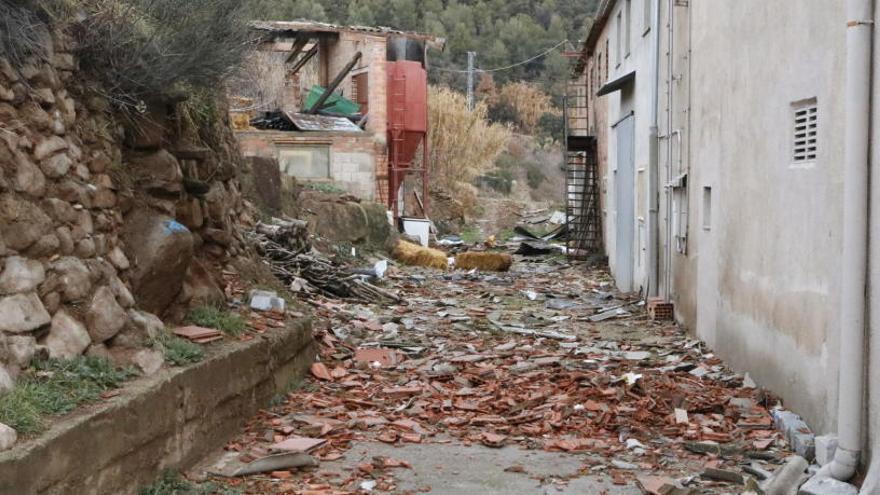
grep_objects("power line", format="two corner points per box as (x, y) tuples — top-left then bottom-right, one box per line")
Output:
(433, 39), (569, 74)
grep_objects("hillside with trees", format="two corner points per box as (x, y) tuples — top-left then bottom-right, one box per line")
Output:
(246, 0), (600, 95)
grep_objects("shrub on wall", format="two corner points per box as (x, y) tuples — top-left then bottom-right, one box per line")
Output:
(3, 0), (252, 109)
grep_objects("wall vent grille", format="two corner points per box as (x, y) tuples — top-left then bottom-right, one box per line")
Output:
(793, 104), (818, 162)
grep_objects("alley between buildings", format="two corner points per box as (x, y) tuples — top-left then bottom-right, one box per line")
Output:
(190, 251), (793, 495)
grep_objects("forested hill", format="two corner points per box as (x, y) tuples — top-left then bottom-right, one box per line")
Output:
(246, 0), (600, 93)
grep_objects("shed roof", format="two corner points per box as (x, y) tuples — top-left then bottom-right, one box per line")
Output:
(251, 20), (446, 48)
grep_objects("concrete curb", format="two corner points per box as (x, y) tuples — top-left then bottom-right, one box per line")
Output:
(0, 318), (315, 495)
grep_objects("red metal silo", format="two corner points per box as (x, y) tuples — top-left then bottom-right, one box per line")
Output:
(386, 60), (428, 218)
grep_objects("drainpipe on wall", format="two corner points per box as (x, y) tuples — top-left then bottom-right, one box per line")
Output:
(820, 0), (873, 483)
(662, 0), (675, 300)
(647, 0), (662, 298)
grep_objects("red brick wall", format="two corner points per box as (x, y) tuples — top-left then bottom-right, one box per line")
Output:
(235, 130), (381, 200)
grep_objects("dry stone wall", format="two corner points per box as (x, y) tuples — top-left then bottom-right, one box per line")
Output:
(0, 28), (254, 396)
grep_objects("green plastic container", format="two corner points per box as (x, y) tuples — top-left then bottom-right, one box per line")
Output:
(304, 85), (361, 115)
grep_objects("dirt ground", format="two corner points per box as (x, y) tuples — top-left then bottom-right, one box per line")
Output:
(189, 252), (792, 495)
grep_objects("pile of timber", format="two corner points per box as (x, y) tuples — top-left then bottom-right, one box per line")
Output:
(249, 219), (401, 304)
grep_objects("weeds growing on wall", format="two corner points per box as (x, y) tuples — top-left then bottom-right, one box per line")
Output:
(0, 0), (57, 84)
(186, 306), (246, 337)
(4, 0), (252, 109)
(155, 334), (205, 367)
(0, 357), (134, 434)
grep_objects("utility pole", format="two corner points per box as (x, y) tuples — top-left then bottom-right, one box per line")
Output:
(466, 51), (476, 111)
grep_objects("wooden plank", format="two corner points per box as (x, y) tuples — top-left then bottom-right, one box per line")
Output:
(285, 34), (311, 63)
(289, 44), (319, 76)
(307, 51), (362, 114)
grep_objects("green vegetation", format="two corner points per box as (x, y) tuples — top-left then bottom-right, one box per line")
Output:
(2, 0), (251, 109)
(140, 470), (242, 495)
(156, 334), (205, 367)
(246, 0), (600, 95)
(537, 112), (565, 142)
(0, 357), (134, 434)
(460, 225), (482, 244)
(306, 182), (347, 194)
(484, 155), (515, 195)
(497, 228), (516, 242)
(526, 162), (547, 189)
(186, 306), (247, 337)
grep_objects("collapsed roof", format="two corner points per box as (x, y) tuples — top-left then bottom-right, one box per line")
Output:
(250, 20), (446, 50)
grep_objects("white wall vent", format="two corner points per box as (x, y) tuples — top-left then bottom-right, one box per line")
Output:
(792, 101), (817, 163)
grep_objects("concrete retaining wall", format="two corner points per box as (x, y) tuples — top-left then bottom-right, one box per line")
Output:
(0, 318), (315, 495)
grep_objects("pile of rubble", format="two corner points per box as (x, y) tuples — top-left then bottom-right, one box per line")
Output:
(200, 253), (804, 494)
(249, 219), (399, 304)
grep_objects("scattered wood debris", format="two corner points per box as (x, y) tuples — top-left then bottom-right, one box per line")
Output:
(173, 325), (223, 344)
(249, 219), (401, 304)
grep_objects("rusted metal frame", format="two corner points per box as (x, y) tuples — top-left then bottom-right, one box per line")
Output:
(421, 135), (429, 217)
(289, 44), (319, 76)
(307, 51), (363, 114)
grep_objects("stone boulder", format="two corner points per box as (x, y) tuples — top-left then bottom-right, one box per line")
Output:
(0, 335), (37, 369)
(122, 209), (194, 315)
(132, 348), (164, 376)
(0, 293), (51, 333)
(0, 194), (52, 252)
(108, 346), (165, 376)
(13, 153), (46, 197)
(85, 286), (126, 343)
(107, 246), (130, 271)
(113, 309), (163, 348)
(204, 182), (231, 225)
(301, 193), (397, 249)
(0, 367), (13, 393)
(33, 135), (67, 161)
(182, 258), (226, 308)
(43, 310), (91, 359)
(108, 274), (135, 309)
(127, 149), (183, 195)
(47, 257), (92, 303)
(242, 156), (283, 215)
(42, 198), (78, 224)
(0, 423), (16, 451)
(40, 153), (72, 178)
(0, 257), (45, 295)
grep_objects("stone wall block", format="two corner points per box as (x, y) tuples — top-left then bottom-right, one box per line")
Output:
(85, 286), (126, 343)
(43, 310), (91, 359)
(0, 257), (45, 295)
(0, 293), (51, 333)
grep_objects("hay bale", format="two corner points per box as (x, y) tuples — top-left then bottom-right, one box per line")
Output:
(230, 112), (252, 130)
(455, 251), (513, 272)
(393, 240), (448, 270)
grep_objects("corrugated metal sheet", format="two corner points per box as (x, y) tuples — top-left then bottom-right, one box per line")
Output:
(287, 113), (363, 132)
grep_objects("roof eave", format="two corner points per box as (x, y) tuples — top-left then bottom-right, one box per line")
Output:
(584, 0), (618, 55)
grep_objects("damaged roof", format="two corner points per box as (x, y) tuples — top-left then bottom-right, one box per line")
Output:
(251, 20), (446, 48)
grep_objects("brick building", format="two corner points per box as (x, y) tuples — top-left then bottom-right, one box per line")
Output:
(231, 21), (443, 203)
